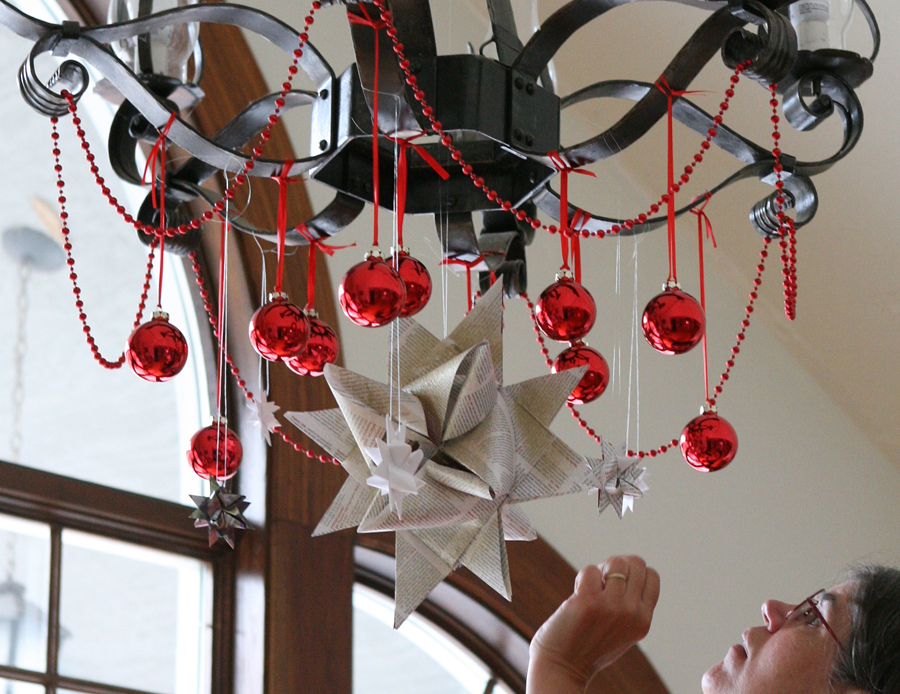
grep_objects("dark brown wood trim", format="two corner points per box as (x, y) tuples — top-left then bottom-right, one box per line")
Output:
(0, 459), (217, 560)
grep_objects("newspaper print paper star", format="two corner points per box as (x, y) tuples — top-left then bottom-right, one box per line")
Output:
(249, 395), (281, 446)
(286, 282), (589, 626)
(189, 477), (251, 548)
(585, 441), (649, 519)
(364, 415), (426, 519)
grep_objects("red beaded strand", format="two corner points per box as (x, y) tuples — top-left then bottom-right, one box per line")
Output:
(371, 0), (748, 240)
(187, 251), (338, 465)
(768, 84), (798, 320)
(709, 237), (771, 405)
(50, 116), (157, 369)
(58, 0), (323, 239)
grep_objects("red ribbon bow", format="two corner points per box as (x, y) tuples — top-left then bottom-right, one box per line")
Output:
(690, 192), (717, 248)
(441, 253), (502, 311)
(548, 151), (595, 277)
(386, 132), (450, 247)
(297, 223), (355, 310)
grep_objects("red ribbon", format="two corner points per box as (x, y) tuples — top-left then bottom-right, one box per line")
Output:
(692, 192), (716, 406)
(141, 111), (177, 308)
(441, 253), (501, 312)
(216, 217), (227, 414)
(654, 78), (710, 284)
(548, 151), (596, 275)
(569, 208), (593, 284)
(142, 112), (178, 215)
(385, 132), (450, 247)
(271, 160), (300, 294)
(348, 6), (387, 247)
(297, 223), (355, 309)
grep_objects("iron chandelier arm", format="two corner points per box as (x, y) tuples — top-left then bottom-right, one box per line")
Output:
(178, 182), (365, 245)
(555, 8), (746, 167)
(12, 1), (337, 178)
(80, 3), (335, 86)
(786, 72), (864, 176)
(511, 0), (729, 80)
(532, 159), (816, 238)
(562, 79), (772, 166)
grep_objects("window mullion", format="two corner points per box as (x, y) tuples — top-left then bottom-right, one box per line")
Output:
(46, 525), (62, 694)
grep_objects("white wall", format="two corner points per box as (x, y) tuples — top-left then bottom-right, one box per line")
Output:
(239, 3), (900, 693)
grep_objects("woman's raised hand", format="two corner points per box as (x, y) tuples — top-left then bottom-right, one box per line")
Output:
(526, 555), (661, 694)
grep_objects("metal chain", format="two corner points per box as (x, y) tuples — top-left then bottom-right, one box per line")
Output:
(10, 259), (32, 464)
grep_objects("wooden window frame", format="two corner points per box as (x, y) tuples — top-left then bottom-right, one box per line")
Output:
(0, 459), (234, 694)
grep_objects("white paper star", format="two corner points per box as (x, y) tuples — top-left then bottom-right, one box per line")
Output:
(248, 396), (280, 446)
(585, 442), (649, 519)
(364, 415), (426, 519)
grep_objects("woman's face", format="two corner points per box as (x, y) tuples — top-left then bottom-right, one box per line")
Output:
(702, 582), (857, 694)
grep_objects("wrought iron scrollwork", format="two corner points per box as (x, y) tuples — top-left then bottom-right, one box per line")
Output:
(0, 0), (880, 292)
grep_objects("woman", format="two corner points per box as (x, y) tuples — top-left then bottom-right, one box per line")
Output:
(526, 555), (900, 694)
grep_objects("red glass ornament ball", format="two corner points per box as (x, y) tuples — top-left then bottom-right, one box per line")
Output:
(552, 343), (610, 404)
(126, 311), (189, 382)
(393, 250), (432, 318)
(339, 255), (406, 327)
(188, 418), (243, 480)
(534, 277), (597, 342)
(249, 295), (309, 361)
(285, 315), (339, 377)
(680, 411), (738, 472)
(641, 287), (706, 355)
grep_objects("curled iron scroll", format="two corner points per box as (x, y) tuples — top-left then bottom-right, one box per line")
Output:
(9, 1), (337, 179)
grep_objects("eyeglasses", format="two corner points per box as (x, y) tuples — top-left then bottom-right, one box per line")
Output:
(785, 590), (843, 649)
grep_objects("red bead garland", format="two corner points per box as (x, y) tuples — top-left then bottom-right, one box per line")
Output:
(50, 117), (156, 369)
(768, 84), (798, 320)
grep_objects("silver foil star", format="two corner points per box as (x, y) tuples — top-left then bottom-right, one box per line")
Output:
(189, 477), (251, 548)
(585, 442), (649, 519)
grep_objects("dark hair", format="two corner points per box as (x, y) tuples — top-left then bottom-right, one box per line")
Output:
(832, 565), (900, 694)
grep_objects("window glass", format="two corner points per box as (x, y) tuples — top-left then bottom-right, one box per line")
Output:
(58, 530), (212, 694)
(0, 1), (209, 504)
(0, 515), (49, 673)
(0, 678), (44, 694)
(353, 584), (514, 694)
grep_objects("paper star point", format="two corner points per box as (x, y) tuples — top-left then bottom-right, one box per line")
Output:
(249, 396), (280, 446)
